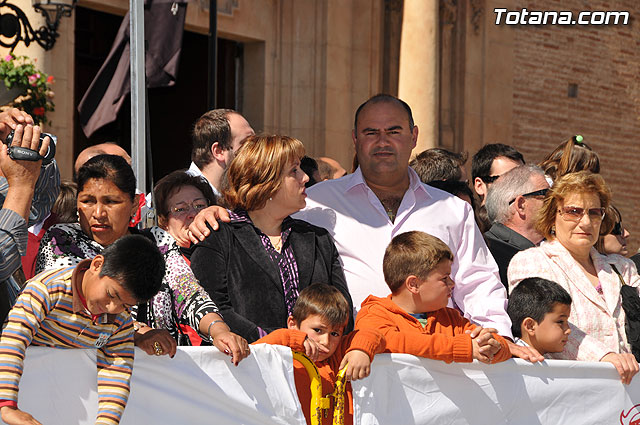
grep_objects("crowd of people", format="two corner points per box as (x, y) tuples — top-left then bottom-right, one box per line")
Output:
(0, 93), (637, 425)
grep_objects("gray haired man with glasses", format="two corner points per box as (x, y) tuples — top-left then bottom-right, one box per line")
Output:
(484, 164), (550, 288)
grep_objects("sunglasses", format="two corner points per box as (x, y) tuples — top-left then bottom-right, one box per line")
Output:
(611, 221), (623, 236)
(479, 175), (500, 184)
(557, 206), (605, 222)
(508, 188), (549, 205)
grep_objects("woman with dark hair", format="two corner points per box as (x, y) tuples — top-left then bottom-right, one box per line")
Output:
(36, 155), (249, 363)
(539, 135), (600, 183)
(189, 135), (352, 342)
(508, 171), (639, 384)
(595, 205), (631, 257)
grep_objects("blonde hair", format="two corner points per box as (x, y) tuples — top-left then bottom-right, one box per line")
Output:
(224, 135), (305, 211)
(383, 231), (453, 294)
(535, 171), (614, 241)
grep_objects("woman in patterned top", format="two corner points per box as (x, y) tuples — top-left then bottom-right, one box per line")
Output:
(36, 154), (249, 364)
(153, 170), (216, 253)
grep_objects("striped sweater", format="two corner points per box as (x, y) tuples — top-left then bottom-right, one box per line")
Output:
(0, 263), (135, 425)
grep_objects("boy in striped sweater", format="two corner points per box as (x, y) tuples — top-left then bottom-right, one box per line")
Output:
(0, 234), (165, 425)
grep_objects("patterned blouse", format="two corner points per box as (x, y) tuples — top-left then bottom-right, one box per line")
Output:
(35, 223), (219, 344)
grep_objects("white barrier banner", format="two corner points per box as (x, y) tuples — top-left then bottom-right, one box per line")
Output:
(353, 354), (640, 425)
(4, 346), (640, 424)
(5, 345), (305, 425)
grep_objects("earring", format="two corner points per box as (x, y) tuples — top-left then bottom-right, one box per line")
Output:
(551, 225), (556, 235)
(269, 197), (272, 201)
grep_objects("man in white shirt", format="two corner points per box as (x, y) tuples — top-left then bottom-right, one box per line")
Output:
(294, 94), (513, 333)
(188, 109), (255, 196)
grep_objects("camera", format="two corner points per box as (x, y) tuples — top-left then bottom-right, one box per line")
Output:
(3, 129), (56, 165)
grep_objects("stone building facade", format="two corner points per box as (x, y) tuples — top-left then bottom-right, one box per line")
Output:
(1, 0), (638, 250)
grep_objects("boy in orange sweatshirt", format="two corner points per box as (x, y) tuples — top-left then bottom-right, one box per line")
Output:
(355, 231), (510, 364)
(255, 284), (384, 425)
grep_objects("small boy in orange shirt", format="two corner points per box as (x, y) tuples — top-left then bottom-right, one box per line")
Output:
(255, 284), (384, 425)
(356, 231), (510, 364)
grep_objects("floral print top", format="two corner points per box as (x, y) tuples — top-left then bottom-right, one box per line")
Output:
(35, 223), (219, 344)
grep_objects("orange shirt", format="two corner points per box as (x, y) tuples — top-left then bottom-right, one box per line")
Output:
(355, 295), (510, 364)
(255, 328), (384, 425)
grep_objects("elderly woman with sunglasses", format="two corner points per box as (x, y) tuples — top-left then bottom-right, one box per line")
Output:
(508, 171), (639, 384)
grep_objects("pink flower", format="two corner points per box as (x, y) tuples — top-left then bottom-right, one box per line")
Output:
(28, 75), (37, 86)
(3, 55), (11, 61)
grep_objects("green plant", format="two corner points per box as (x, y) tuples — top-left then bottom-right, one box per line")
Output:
(0, 54), (55, 125)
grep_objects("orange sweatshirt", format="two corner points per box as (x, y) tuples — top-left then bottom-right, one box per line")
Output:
(255, 328), (384, 425)
(355, 295), (510, 364)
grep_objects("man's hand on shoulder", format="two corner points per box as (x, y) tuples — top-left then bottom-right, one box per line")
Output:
(188, 205), (231, 243)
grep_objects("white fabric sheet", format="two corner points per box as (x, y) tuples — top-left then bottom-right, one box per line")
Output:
(4, 347), (640, 425)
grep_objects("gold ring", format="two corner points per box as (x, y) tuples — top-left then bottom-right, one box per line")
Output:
(153, 341), (163, 356)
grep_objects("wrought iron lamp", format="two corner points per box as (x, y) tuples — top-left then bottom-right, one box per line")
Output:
(0, 0), (77, 51)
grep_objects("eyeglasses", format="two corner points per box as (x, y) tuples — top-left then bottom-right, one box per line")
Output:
(508, 188), (549, 205)
(557, 206), (605, 222)
(479, 175), (500, 184)
(170, 198), (210, 216)
(611, 221), (623, 236)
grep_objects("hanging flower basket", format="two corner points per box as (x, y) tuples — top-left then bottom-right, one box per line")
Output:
(0, 54), (55, 126)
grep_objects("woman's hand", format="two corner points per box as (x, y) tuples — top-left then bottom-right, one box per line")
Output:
(1, 406), (42, 425)
(134, 328), (177, 358)
(601, 352), (639, 385)
(211, 330), (251, 366)
(506, 340), (545, 363)
(187, 206), (230, 242)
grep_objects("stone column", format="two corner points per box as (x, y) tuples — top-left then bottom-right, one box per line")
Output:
(398, 0), (439, 153)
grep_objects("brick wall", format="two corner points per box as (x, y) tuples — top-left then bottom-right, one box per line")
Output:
(509, 0), (640, 253)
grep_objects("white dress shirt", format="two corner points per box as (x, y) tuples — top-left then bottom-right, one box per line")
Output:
(187, 162), (221, 197)
(294, 167), (512, 338)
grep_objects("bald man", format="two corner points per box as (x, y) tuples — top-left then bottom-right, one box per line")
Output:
(74, 142), (131, 180)
(317, 156), (347, 180)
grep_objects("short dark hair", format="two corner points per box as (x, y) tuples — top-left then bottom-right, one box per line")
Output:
(191, 109), (236, 169)
(291, 284), (350, 328)
(154, 170), (218, 223)
(354, 94), (414, 133)
(507, 277), (572, 338)
(77, 154), (136, 201)
(471, 143), (525, 181)
(383, 231), (453, 293)
(99, 234), (165, 302)
(410, 148), (468, 183)
(300, 156), (319, 188)
(426, 180), (475, 207)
